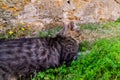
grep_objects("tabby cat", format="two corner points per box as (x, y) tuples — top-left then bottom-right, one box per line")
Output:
(0, 22), (81, 80)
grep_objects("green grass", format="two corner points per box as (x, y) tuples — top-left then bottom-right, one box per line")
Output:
(79, 20), (120, 30)
(79, 40), (95, 51)
(79, 23), (103, 30)
(115, 17), (120, 23)
(102, 21), (120, 29)
(33, 37), (120, 80)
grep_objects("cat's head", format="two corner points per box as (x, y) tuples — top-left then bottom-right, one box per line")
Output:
(56, 35), (79, 66)
(63, 36), (78, 66)
(56, 21), (83, 66)
(58, 21), (84, 44)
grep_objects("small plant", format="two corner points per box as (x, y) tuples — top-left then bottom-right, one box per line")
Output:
(115, 17), (120, 22)
(38, 27), (61, 38)
(0, 23), (32, 39)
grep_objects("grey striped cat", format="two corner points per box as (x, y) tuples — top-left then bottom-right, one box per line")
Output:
(0, 22), (82, 80)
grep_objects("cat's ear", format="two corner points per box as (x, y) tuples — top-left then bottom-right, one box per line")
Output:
(65, 21), (78, 31)
(58, 21), (75, 36)
(68, 21), (75, 30)
(58, 24), (67, 36)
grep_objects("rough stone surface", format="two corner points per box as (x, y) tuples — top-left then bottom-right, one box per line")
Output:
(0, 0), (120, 30)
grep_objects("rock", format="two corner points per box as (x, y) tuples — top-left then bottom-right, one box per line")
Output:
(0, 0), (120, 31)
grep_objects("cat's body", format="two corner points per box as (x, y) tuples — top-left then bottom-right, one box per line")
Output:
(0, 21), (83, 80)
(0, 34), (78, 80)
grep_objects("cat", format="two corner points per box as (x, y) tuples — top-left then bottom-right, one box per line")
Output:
(0, 22), (82, 80)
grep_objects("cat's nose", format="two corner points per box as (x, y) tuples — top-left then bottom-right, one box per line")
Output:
(73, 55), (78, 60)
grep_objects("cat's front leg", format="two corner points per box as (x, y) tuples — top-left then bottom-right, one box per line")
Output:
(0, 74), (16, 80)
(9, 75), (17, 80)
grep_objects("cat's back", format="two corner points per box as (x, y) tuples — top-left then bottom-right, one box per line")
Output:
(0, 37), (45, 48)
(0, 37), (48, 74)
(0, 38), (46, 61)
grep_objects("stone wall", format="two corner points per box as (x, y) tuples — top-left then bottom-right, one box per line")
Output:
(0, 0), (120, 30)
